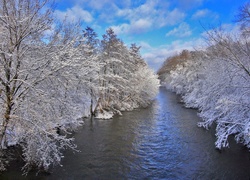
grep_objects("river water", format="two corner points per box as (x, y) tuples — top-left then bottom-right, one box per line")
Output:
(1, 87), (250, 179)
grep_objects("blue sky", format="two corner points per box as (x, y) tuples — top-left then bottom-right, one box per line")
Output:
(54, 0), (248, 70)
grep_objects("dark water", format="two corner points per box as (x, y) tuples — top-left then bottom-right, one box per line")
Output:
(1, 87), (250, 179)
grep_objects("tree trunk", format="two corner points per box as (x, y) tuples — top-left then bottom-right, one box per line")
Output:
(90, 98), (94, 115)
(0, 85), (12, 149)
(0, 102), (11, 149)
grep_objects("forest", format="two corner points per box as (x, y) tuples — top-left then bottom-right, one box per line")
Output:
(0, 0), (159, 173)
(158, 3), (250, 150)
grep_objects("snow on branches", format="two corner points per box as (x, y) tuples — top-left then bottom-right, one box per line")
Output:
(158, 27), (250, 149)
(158, 2), (250, 150)
(0, 0), (159, 173)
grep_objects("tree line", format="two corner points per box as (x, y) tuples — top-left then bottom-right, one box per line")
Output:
(158, 3), (250, 150)
(0, 0), (159, 173)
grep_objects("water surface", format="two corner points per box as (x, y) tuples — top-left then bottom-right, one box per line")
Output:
(2, 87), (250, 179)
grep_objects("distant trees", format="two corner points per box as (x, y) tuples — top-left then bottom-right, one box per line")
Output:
(0, 0), (159, 173)
(158, 3), (250, 150)
(157, 50), (191, 88)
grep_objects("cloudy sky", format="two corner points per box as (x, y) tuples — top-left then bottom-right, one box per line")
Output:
(54, 0), (248, 70)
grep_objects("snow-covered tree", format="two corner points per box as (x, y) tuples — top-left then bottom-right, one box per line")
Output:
(159, 2), (250, 148)
(95, 28), (159, 118)
(118, 44), (159, 110)
(197, 26), (250, 149)
(0, 0), (159, 172)
(129, 66), (159, 108)
(0, 0), (52, 149)
(0, 0), (98, 172)
(159, 25), (250, 149)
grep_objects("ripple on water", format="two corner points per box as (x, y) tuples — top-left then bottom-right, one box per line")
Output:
(1, 87), (250, 179)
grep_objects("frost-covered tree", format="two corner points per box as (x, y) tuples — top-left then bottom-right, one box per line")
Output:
(0, 0), (52, 149)
(159, 24), (250, 149)
(129, 66), (159, 108)
(197, 26), (250, 149)
(94, 28), (129, 117)
(94, 28), (159, 118)
(0, 0), (74, 171)
(119, 44), (159, 110)
(157, 50), (190, 86)
(0, 0), (159, 172)
(159, 2), (250, 148)
(80, 26), (101, 116)
(0, 0), (96, 172)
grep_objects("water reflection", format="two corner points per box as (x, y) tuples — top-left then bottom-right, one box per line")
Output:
(1, 87), (250, 179)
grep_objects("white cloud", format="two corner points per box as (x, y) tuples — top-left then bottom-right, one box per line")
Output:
(111, 23), (130, 34)
(87, 0), (131, 10)
(161, 8), (186, 27)
(191, 9), (219, 20)
(111, 19), (152, 35)
(192, 9), (209, 19)
(166, 22), (192, 37)
(140, 38), (205, 70)
(88, 0), (111, 9)
(133, 19), (152, 29)
(115, 1), (185, 35)
(139, 41), (152, 49)
(55, 1), (185, 35)
(201, 23), (241, 41)
(54, 6), (93, 23)
(177, 0), (204, 10)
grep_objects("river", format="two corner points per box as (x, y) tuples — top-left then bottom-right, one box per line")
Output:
(1, 87), (250, 179)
